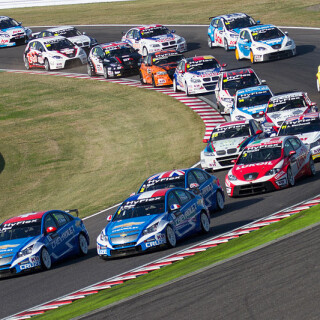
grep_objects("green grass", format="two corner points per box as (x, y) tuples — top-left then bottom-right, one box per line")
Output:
(1, 0), (320, 27)
(0, 73), (204, 221)
(34, 204), (320, 319)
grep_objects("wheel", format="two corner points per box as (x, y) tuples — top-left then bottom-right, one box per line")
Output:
(287, 167), (295, 187)
(44, 58), (50, 71)
(235, 48), (241, 61)
(103, 66), (109, 79)
(40, 247), (52, 270)
(24, 56), (30, 70)
(308, 157), (316, 176)
(139, 72), (145, 85)
(173, 78), (179, 92)
(152, 75), (156, 88)
(250, 51), (255, 63)
(165, 225), (176, 248)
(207, 35), (213, 48)
(223, 38), (229, 51)
(215, 189), (224, 211)
(200, 212), (210, 233)
(185, 82), (190, 96)
(78, 233), (88, 256)
(142, 46), (148, 56)
(87, 63), (95, 77)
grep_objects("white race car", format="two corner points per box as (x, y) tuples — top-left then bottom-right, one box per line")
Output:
(235, 24), (296, 63)
(277, 112), (320, 161)
(173, 55), (226, 95)
(121, 24), (187, 56)
(24, 36), (87, 71)
(200, 119), (265, 171)
(208, 13), (258, 51)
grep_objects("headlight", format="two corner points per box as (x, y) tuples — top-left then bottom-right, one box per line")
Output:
(235, 115), (246, 120)
(52, 56), (62, 59)
(151, 44), (161, 48)
(266, 168), (281, 175)
(286, 40), (293, 46)
(99, 231), (108, 242)
(75, 42), (82, 47)
(156, 71), (167, 75)
(221, 97), (234, 103)
(17, 245), (34, 258)
(310, 139), (320, 149)
(228, 174), (237, 181)
(191, 78), (201, 83)
(204, 152), (215, 156)
(256, 47), (266, 51)
(143, 222), (159, 235)
(230, 34), (238, 38)
(177, 37), (185, 44)
(0, 33), (10, 38)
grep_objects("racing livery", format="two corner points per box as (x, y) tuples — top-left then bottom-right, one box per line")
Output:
(0, 16), (32, 47)
(0, 210), (89, 277)
(140, 50), (184, 87)
(173, 55), (226, 95)
(87, 41), (141, 78)
(263, 91), (318, 132)
(277, 112), (320, 161)
(208, 13), (258, 51)
(97, 188), (210, 257)
(121, 24), (187, 56)
(136, 168), (225, 212)
(201, 120), (266, 171)
(32, 26), (97, 52)
(215, 67), (265, 114)
(225, 136), (315, 197)
(231, 85), (273, 122)
(24, 36), (87, 71)
(235, 24), (296, 63)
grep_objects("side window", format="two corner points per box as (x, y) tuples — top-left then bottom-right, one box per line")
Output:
(127, 30), (134, 39)
(289, 137), (301, 150)
(44, 214), (58, 230)
(133, 30), (139, 39)
(175, 190), (192, 206)
(284, 140), (294, 156)
(52, 212), (69, 227)
(244, 31), (251, 41)
(37, 42), (45, 52)
(240, 30), (246, 40)
(142, 56), (148, 64)
(187, 171), (198, 187)
(193, 169), (208, 184)
(167, 191), (180, 210)
(217, 19), (224, 29)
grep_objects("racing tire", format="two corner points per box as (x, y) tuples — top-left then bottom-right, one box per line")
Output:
(40, 247), (52, 271)
(215, 189), (225, 211)
(207, 35), (213, 48)
(166, 225), (177, 248)
(308, 157), (316, 176)
(87, 63), (95, 77)
(173, 78), (179, 92)
(250, 51), (255, 64)
(185, 82), (190, 96)
(142, 46), (148, 56)
(287, 167), (295, 187)
(235, 48), (241, 61)
(103, 66), (109, 79)
(44, 58), (50, 71)
(152, 75), (156, 88)
(24, 56), (30, 70)
(200, 212), (210, 234)
(223, 38), (229, 51)
(78, 233), (89, 256)
(139, 72), (145, 85)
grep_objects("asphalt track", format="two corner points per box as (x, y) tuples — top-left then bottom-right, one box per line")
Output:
(0, 25), (320, 319)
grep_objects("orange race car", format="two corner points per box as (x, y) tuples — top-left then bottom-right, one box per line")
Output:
(139, 50), (184, 87)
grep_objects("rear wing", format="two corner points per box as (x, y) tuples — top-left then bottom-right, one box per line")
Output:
(66, 209), (79, 217)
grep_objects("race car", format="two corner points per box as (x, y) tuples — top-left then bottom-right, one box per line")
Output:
(208, 13), (258, 51)
(136, 168), (225, 212)
(225, 136), (315, 197)
(0, 16), (32, 47)
(317, 66), (320, 92)
(200, 119), (266, 171)
(24, 36), (87, 71)
(277, 112), (320, 161)
(0, 210), (89, 277)
(87, 41), (141, 78)
(231, 85), (273, 122)
(121, 24), (187, 56)
(235, 24), (296, 63)
(139, 50), (184, 87)
(215, 67), (265, 114)
(263, 91), (318, 132)
(173, 55), (226, 95)
(97, 188), (210, 258)
(33, 26), (97, 52)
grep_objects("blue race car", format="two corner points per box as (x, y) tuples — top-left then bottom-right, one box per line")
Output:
(0, 16), (32, 47)
(231, 85), (273, 122)
(0, 210), (89, 277)
(137, 168), (224, 213)
(97, 188), (210, 258)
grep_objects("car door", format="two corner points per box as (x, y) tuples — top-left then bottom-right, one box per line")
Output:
(175, 60), (186, 89)
(214, 19), (224, 46)
(36, 42), (45, 65)
(26, 41), (41, 66)
(283, 139), (299, 177)
(289, 137), (308, 177)
(91, 46), (104, 74)
(238, 30), (251, 58)
(131, 29), (141, 51)
(145, 54), (153, 84)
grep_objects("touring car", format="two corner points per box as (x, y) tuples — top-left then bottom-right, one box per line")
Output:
(0, 210), (89, 277)
(201, 119), (266, 171)
(277, 112), (320, 161)
(0, 16), (32, 47)
(33, 26), (97, 52)
(231, 85), (273, 122)
(136, 168), (224, 212)
(140, 50), (184, 87)
(235, 24), (296, 63)
(87, 41), (141, 78)
(263, 91), (318, 132)
(121, 24), (187, 56)
(24, 36), (87, 71)
(208, 13), (258, 51)
(225, 136), (315, 197)
(97, 188), (210, 258)
(215, 67), (265, 114)
(173, 55), (226, 95)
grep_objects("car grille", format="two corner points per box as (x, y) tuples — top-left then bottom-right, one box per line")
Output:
(203, 76), (219, 83)
(110, 245), (142, 256)
(267, 49), (294, 61)
(216, 154), (239, 167)
(111, 234), (138, 245)
(162, 44), (177, 50)
(113, 242), (136, 248)
(271, 44), (281, 49)
(0, 256), (13, 266)
(233, 181), (275, 196)
(243, 172), (259, 181)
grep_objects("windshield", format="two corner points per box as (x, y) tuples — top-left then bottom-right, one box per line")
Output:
(45, 38), (74, 51)
(0, 220), (41, 241)
(237, 90), (272, 108)
(211, 124), (250, 141)
(252, 27), (284, 41)
(225, 17), (256, 30)
(268, 97), (306, 113)
(55, 28), (81, 37)
(154, 54), (183, 66)
(222, 73), (260, 90)
(141, 26), (170, 38)
(140, 179), (185, 192)
(106, 47), (135, 57)
(237, 145), (282, 164)
(0, 18), (19, 29)
(187, 60), (219, 72)
(113, 198), (165, 221)
(278, 118), (320, 136)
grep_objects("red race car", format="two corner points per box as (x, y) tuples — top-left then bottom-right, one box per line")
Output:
(225, 136), (315, 197)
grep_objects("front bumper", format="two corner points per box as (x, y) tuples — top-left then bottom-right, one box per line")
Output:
(254, 48), (296, 62)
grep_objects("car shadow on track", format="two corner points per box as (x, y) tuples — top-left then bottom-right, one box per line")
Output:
(0, 153), (5, 174)
(296, 44), (316, 56)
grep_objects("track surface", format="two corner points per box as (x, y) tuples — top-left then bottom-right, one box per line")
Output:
(1, 26), (320, 319)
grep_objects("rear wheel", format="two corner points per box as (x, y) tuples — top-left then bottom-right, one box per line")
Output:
(152, 75), (156, 88)
(287, 167), (295, 187)
(44, 58), (50, 71)
(87, 63), (95, 77)
(173, 78), (179, 92)
(200, 212), (210, 233)
(166, 225), (176, 248)
(78, 233), (88, 256)
(103, 66), (109, 79)
(309, 158), (316, 176)
(207, 35), (213, 48)
(24, 56), (30, 70)
(223, 38), (229, 51)
(215, 189), (224, 211)
(40, 247), (52, 270)
(139, 72), (145, 84)
(142, 46), (148, 56)
(250, 51), (255, 63)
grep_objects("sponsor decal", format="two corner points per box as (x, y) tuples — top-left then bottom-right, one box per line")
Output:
(145, 239), (166, 248)
(50, 226), (74, 249)
(0, 244), (19, 250)
(113, 222), (144, 230)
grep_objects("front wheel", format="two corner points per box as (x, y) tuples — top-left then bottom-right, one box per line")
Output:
(24, 56), (30, 70)
(250, 51), (255, 64)
(103, 66), (109, 79)
(215, 189), (225, 211)
(87, 63), (95, 77)
(200, 212), (210, 233)
(78, 233), (88, 256)
(235, 48), (241, 61)
(308, 158), (316, 176)
(223, 38), (229, 51)
(287, 167), (295, 187)
(152, 75), (156, 88)
(142, 46), (148, 56)
(40, 247), (52, 270)
(207, 35), (213, 48)
(166, 225), (177, 248)
(185, 82), (190, 96)
(173, 78), (179, 92)
(44, 58), (50, 71)
(139, 72), (145, 85)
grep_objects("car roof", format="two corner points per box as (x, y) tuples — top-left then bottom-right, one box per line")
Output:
(237, 85), (270, 95)
(135, 24), (164, 31)
(3, 212), (46, 224)
(217, 120), (249, 128)
(45, 26), (75, 32)
(210, 12), (249, 21)
(125, 189), (171, 202)
(283, 112), (320, 123)
(100, 41), (130, 50)
(31, 35), (67, 43)
(147, 169), (187, 182)
(269, 91), (304, 101)
(0, 16), (11, 20)
(185, 55), (216, 62)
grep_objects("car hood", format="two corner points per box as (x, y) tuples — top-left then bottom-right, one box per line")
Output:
(1, 26), (26, 36)
(230, 29), (241, 35)
(188, 68), (221, 77)
(0, 237), (34, 256)
(257, 37), (284, 47)
(268, 108), (307, 125)
(146, 33), (178, 42)
(237, 103), (267, 115)
(68, 35), (90, 44)
(296, 132), (320, 145)
(207, 136), (248, 151)
(156, 62), (178, 71)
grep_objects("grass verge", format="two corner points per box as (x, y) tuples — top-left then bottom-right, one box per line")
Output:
(33, 203), (320, 319)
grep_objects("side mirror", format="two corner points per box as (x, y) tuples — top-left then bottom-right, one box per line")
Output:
(221, 63), (227, 67)
(289, 150), (296, 157)
(259, 111), (265, 116)
(46, 226), (57, 234)
(107, 215), (113, 221)
(231, 159), (237, 164)
(170, 204), (181, 211)
(178, 69), (184, 74)
(171, 30), (176, 33)
(203, 138), (209, 143)
(261, 79), (266, 84)
(255, 130), (263, 135)
(130, 192), (136, 196)
(83, 32), (86, 35)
